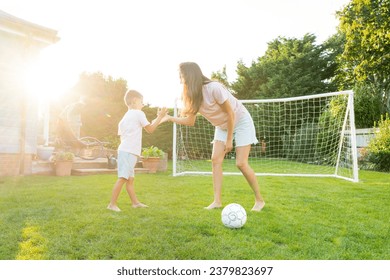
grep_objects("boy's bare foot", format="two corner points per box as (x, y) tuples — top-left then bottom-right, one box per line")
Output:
(251, 201), (265, 212)
(132, 203), (148, 208)
(107, 204), (121, 212)
(204, 202), (222, 210)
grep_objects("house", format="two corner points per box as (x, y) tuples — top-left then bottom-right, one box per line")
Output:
(0, 10), (59, 176)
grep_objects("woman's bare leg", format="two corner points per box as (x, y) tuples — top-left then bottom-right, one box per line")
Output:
(236, 145), (265, 211)
(205, 141), (226, 209)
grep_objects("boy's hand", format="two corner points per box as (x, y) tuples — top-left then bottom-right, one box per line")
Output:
(157, 107), (168, 118)
(145, 107), (169, 133)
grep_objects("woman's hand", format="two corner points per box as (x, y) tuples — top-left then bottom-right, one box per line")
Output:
(225, 138), (233, 153)
(160, 114), (172, 123)
(219, 100), (235, 154)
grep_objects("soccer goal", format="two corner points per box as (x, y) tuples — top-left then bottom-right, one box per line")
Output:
(173, 90), (359, 182)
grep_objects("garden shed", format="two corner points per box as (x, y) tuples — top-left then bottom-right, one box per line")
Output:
(0, 10), (59, 176)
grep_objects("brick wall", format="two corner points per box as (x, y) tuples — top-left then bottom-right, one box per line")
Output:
(0, 153), (32, 176)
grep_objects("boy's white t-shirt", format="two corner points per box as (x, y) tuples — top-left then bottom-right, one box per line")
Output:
(198, 82), (248, 130)
(117, 109), (150, 156)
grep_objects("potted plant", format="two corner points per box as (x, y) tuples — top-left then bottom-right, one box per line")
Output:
(37, 145), (55, 161)
(51, 151), (75, 176)
(141, 146), (164, 173)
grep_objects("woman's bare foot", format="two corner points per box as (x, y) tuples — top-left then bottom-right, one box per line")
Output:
(132, 202), (148, 208)
(107, 204), (121, 212)
(251, 201), (265, 212)
(204, 202), (222, 210)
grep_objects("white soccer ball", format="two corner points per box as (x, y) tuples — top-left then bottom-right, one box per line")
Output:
(221, 203), (247, 229)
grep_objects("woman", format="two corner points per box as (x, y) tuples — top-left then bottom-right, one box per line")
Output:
(163, 62), (265, 211)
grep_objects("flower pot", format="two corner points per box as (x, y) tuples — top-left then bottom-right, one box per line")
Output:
(157, 153), (168, 172)
(55, 160), (73, 176)
(142, 157), (161, 173)
(37, 146), (55, 161)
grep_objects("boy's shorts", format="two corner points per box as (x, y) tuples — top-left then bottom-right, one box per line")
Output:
(117, 150), (138, 179)
(213, 112), (259, 147)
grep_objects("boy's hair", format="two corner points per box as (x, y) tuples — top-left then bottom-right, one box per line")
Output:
(124, 90), (143, 107)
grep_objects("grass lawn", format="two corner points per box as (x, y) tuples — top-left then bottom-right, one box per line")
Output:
(0, 164), (389, 260)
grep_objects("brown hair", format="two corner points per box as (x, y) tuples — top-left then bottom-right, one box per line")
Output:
(124, 89), (143, 107)
(179, 62), (212, 115)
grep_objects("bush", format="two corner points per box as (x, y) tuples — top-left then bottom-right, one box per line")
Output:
(358, 147), (375, 170)
(353, 83), (382, 128)
(51, 151), (75, 162)
(142, 107), (173, 158)
(315, 96), (346, 165)
(142, 146), (165, 159)
(283, 122), (319, 162)
(367, 114), (390, 172)
(103, 135), (120, 150)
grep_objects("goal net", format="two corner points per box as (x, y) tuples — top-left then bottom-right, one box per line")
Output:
(173, 91), (358, 182)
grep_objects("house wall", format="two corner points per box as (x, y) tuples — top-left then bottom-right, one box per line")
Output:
(0, 31), (39, 175)
(0, 15), (55, 176)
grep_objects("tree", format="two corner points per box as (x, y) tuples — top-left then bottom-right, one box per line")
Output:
(337, 0), (390, 114)
(322, 32), (347, 90)
(211, 65), (230, 89)
(57, 72), (174, 155)
(232, 34), (341, 99)
(232, 59), (267, 99)
(353, 82), (383, 128)
(72, 72), (128, 140)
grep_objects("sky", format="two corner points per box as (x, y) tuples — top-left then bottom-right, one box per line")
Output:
(2, 0), (350, 107)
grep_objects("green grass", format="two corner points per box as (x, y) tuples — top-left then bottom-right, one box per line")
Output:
(179, 158), (353, 177)
(0, 164), (389, 260)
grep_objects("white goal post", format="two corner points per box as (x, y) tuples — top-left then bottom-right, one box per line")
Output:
(173, 90), (359, 182)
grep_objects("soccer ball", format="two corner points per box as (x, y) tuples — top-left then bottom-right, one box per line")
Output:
(221, 203), (247, 229)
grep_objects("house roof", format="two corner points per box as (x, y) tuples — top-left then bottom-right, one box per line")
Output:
(0, 9), (59, 45)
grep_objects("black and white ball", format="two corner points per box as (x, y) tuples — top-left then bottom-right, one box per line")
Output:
(221, 203), (247, 229)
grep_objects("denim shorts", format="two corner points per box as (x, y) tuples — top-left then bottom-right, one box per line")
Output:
(213, 112), (258, 147)
(117, 150), (138, 179)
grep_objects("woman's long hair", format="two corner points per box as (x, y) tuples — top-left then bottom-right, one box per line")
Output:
(179, 62), (212, 115)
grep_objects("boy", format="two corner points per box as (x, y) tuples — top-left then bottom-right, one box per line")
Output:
(107, 90), (167, 211)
